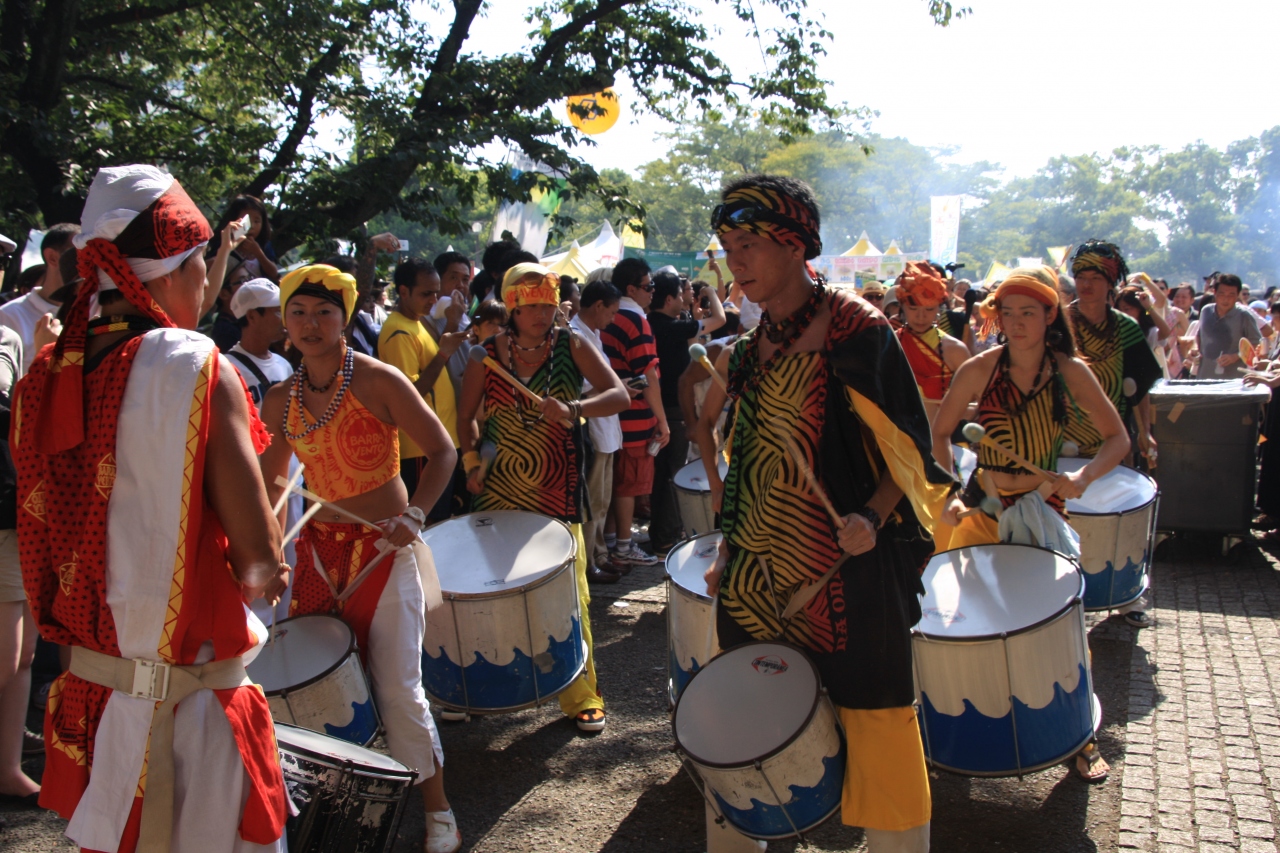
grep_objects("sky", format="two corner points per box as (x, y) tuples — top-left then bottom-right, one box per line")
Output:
(464, 0), (1280, 180)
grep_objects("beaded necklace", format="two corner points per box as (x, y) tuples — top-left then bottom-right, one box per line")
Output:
(283, 344), (355, 441)
(505, 328), (555, 429)
(729, 284), (826, 401)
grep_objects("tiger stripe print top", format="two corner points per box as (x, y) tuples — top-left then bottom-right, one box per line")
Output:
(1065, 304), (1161, 456)
(473, 327), (584, 523)
(975, 347), (1064, 475)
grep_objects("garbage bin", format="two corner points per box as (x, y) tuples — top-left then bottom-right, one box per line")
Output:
(1148, 378), (1270, 534)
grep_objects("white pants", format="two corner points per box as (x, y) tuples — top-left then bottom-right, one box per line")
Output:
(367, 547), (443, 782)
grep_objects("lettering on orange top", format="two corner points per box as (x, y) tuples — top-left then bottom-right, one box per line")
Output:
(285, 390), (400, 502)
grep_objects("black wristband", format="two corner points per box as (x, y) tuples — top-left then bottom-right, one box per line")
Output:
(858, 506), (882, 531)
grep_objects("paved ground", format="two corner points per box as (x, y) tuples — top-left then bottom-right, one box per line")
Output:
(6, 531), (1280, 852)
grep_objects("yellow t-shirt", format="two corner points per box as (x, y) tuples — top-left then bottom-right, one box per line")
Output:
(377, 311), (460, 456)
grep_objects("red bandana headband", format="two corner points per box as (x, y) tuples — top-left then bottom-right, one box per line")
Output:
(34, 176), (210, 455)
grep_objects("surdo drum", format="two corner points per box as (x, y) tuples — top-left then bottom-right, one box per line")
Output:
(673, 641), (845, 840)
(674, 457), (729, 536)
(248, 614), (380, 746)
(419, 511), (586, 714)
(1056, 458), (1157, 611)
(665, 532), (722, 705)
(275, 722), (415, 853)
(913, 544), (1099, 776)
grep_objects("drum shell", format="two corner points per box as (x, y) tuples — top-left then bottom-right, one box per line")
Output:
(674, 458), (727, 537)
(422, 560), (585, 713)
(665, 531), (722, 706)
(1071, 497), (1155, 610)
(913, 545), (1097, 777)
(275, 723), (415, 853)
(674, 642), (844, 840)
(249, 615), (380, 747)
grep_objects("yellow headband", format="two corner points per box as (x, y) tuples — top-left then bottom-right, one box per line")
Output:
(979, 267), (1061, 324)
(502, 262), (561, 310)
(280, 264), (359, 319)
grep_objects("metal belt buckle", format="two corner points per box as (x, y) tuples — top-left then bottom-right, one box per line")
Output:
(130, 659), (171, 702)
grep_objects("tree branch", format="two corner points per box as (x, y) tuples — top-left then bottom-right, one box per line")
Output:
(529, 0), (636, 76)
(77, 0), (212, 31)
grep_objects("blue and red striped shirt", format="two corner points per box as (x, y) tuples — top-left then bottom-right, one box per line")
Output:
(601, 300), (660, 448)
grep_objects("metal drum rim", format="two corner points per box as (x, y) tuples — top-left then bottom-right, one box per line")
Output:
(915, 544), (1086, 642)
(672, 640), (825, 770)
(1065, 492), (1157, 519)
(424, 638), (589, 715)
(1082, 573), (1150, 613)
(254, 614), (358, 697)
(274, 722), (417, 782)
(426, 512), (578, 601)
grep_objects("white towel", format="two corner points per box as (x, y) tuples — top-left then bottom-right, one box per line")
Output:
(998, 490), (1081, 560)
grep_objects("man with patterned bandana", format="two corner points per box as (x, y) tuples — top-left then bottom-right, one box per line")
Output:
(12, 165), (289, 852)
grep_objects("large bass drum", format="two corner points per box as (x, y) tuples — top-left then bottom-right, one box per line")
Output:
(420, 511), (586, 714)
(913, 544), (1099, 776)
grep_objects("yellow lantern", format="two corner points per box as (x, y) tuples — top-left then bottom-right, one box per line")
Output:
(566, 88), (620, 135)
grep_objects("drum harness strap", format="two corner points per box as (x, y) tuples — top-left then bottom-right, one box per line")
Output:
(68, 645), (253, 853)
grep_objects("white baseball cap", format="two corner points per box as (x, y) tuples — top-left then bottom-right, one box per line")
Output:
(0, 233), (15, 255)
(230, 278), (280, 319)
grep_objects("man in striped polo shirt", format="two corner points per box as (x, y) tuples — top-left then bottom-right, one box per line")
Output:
(601, 258), (670, 566)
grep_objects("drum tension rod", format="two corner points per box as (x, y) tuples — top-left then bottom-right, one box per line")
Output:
(672, 747), (730, 827)
(754, 759), (807, 843)
(1000, 631), (1025, 780)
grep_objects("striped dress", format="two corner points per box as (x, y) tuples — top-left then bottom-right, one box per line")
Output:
(473, 328), (584, 523)
(1065, 305), (1162, 456)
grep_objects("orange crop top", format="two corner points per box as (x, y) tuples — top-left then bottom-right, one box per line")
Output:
(285, 389), (400, 502)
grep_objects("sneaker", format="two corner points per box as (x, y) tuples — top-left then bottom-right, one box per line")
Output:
(611, 544), (661, 567)
(425, 809), (462, 853)
(575, 708), (607, 732)
(1124, 610), (1153, 629)
(22, 728), (44, 755)
(438, 710), (469, 722)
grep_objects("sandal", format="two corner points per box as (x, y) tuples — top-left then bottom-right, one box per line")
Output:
(1075, 741), (1109, 783)
(575, 708), (606, 733)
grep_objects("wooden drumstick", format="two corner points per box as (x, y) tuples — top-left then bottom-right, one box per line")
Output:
(688, 343), (728, 392)
(468, 347), (573, 427)
(768, 418), (846, 530)
(273, 461), (306, 517)
(274, 476), (384, 533)
(962, 423), (1056, 483)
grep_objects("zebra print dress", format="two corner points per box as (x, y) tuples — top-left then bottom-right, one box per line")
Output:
(1065, 305), (1161, 456)
(473, 327), (585, 523)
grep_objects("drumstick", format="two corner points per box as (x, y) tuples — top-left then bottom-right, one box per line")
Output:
(279, 501), (325, 550)
(273, 462), (306, 517)
(688, 343), (728, 392)
(468, 347), (573, 427)
(961, 423), (1055, 483)
(479, 441), (497, 479)
(768, 417), (845, 530)
(274, 475), (384, 532)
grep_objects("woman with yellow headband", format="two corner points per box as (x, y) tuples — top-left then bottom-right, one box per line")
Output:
(456, 262), (630, 732)
(259, 264), (466, 853)
(930, 265), (1128, 782)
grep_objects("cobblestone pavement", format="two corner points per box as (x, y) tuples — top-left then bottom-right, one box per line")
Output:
(1119, 534), (1280, 853)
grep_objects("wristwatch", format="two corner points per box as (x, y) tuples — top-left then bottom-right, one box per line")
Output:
(402, 505), (427, 528)
(858, 506), (882, 531)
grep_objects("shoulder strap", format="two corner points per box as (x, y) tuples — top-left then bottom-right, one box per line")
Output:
(226, 349), (273, 390)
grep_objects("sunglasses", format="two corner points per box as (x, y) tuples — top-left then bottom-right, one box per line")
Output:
(863, 294), (884, 302)
(640, 283), (656, 292)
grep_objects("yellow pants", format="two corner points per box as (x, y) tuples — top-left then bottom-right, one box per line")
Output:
(840, 706), (932, 832)
(557, 524), (604, 715)
(940, 507), (1001, 550)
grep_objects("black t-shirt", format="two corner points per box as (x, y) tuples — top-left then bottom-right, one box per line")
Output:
(648, 311), (700, 413)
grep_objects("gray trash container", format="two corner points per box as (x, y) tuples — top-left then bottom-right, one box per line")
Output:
(1148, 378), (1270, 534)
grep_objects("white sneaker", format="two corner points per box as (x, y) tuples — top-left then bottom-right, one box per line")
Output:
(425, 809), (462, 853)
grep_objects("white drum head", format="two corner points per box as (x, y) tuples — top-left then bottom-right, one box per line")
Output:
(249, 615), (353, 692)
(675, 642), (818, 766)
(274, 722), (409, 774)
(421, 511), (575, 594)
(673, 458), (728, 492)
(666, 533), (722, 599)
(1056, 459), (1156, 515)
(918, 545), (1082, 639)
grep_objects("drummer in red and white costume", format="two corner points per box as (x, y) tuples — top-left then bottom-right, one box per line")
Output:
(894, 261), (970, 425)
(258, 265), (462, 853)
(13, 165), (289, 852)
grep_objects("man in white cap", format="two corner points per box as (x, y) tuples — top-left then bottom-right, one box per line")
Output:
(12, 165), (288, 853)
(0, 223), (79, 374)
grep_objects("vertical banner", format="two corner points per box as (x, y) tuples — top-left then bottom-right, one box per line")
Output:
(930, 196), (962, 267)
(491, 153), (565, 258)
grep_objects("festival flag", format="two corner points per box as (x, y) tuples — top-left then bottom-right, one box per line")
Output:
(490, 152), (565, 257)
(1046, 246), (1070, 270)
(930, 196), (962, 266)
(621, 219), (645, 249)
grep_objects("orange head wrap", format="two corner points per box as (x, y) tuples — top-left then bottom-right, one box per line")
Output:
(978, 266), (1062, 335)
(502, 263), (561, 311)
(896, 261), (949, 307)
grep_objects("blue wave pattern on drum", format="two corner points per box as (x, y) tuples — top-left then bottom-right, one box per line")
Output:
(1082, 554), (1146, 609)
(918, 663), (1092, 773)
(669, 648), (708, 701)
(322, 697), (379, 745)
(422, 618), (584, 709)
(713, 749), (846, 839)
